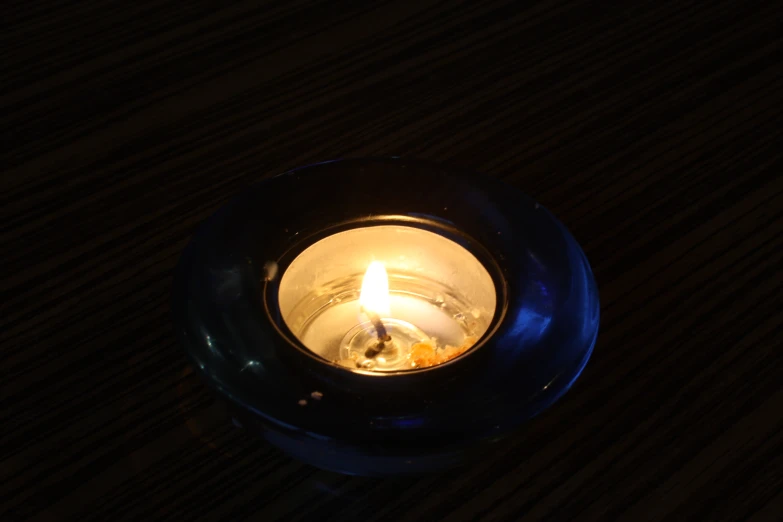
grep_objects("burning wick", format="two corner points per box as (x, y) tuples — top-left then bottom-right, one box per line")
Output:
(362, 307), (392, 358)
(359, 261), (392, 359)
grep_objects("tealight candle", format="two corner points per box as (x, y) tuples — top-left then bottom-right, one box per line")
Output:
(277, 225), (497, 372)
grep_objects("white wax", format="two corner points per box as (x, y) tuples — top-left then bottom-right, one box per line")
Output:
(300, 294), (466, 361)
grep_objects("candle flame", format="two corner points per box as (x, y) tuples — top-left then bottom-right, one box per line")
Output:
(359, 261), (390, 317)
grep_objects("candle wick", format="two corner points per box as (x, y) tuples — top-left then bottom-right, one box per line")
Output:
(362, 307), (392, 358)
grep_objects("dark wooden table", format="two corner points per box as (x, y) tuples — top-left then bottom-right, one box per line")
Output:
(3, 1), (782, 520)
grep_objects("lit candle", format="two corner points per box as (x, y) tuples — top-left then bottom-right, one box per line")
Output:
(277, 225), (497, 372)
(172, 157), (601, 476)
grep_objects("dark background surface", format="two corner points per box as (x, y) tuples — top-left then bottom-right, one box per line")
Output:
(2, 1), (782, 521)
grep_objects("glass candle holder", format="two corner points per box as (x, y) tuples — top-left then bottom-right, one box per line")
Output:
(172, 158), (599, 476)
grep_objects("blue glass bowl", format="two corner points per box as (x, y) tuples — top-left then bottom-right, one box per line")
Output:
(171, 158), (599, 476)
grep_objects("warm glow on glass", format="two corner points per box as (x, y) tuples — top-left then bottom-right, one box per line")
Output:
(359, 261), (391, 318)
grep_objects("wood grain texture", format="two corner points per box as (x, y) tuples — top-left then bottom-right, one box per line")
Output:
(2, 0), (781, 520)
